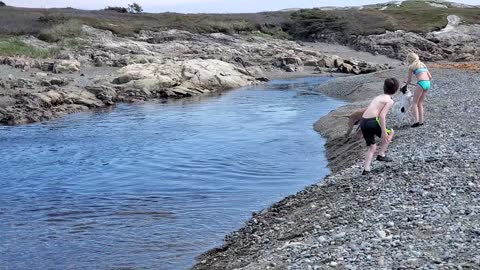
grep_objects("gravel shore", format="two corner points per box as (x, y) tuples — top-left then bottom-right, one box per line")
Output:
(192, 67), (480, 269)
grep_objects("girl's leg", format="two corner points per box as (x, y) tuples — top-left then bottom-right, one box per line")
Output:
(411, 85), (423, 124)
(364, 144), (377, 172)
(418, 90), (427, 124)
(378, 129), (394, 157)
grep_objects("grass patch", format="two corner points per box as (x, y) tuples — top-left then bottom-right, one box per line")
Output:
(0, 38), (59, 58)
(38, 19), (82, 42)
(285, 1), (480, 40)
(372, 0), (480, 32)
(59, 38), (87, 50)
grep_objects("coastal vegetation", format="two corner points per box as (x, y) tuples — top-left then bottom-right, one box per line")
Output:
(0, 0), (478, 43)
(0, 38), (59, 58)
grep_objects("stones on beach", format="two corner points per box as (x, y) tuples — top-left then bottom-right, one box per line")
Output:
(375, 229), (393, 240)
(39, 77), (70, 87)
(192, 67), (480, 270)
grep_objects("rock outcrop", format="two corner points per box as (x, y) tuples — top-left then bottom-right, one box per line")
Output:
(352, 15), (480, 61)
(0, 58), (258, 125)
(70, 26), (391, 76)
(0, 24), (397, 125)
(53, 60), (81, 73)
(0, 82), (103, 125)
(107, 59), (258, 101)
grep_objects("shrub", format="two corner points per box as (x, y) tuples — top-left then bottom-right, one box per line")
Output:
(285, 10), (349, 41)
(104, 6), (128, 13)
(0, 1), (6, 7)
(128, 3), (143, 13)
(38, 12), (67, 24)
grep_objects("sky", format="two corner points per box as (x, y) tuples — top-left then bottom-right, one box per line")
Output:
(5, 0), (480, 13)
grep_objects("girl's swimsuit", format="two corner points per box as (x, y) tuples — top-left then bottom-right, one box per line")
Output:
(413, 68), (431, 91)
(417, 80), (431, 91)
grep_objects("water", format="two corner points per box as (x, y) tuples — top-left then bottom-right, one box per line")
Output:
(0, 77), (345, 270)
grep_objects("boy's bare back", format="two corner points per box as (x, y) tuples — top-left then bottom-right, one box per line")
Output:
(362, 94), (394, 118)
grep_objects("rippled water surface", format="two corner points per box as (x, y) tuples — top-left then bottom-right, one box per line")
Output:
(0, 77), (344, 269)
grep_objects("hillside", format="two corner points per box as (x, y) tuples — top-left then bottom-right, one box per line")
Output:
(0, 0), (479, 42)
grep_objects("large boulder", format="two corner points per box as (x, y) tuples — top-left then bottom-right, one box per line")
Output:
(0, 57), (31, 70)
(85, 86), (118, 105)
(109, 59), (257, 100)
(304, 58), (319, 67)
(273, 57), (303, 69)
(338, 63), (354, 73)
(318, 55), (339, 68)
(53, 60), (81, 73)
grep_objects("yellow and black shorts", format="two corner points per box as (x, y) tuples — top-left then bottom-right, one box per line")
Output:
(359, 117), (392, 146)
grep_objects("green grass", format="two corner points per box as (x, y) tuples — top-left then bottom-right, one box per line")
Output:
(0, 0), (478, 46)
(383, 1), (480, 32)
(38, 19), (82, 42)
(59, 38), (87, 50)
(0, 38), (59, 58)
(285, 1), (480, 40)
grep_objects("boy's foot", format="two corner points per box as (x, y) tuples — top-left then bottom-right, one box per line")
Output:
(420, 123), (424, 126)
(362, 170), (371, 175)
(411, 122), (420, 128)
(376, 155), (393, 162)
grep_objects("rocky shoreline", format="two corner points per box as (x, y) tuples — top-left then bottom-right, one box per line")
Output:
(192, 66), (480, 269)
(0, 26), (392, 125)
(1, 17), (479, 270)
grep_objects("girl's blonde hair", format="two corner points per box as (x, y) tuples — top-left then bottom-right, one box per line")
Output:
(407, 52), (426, 71)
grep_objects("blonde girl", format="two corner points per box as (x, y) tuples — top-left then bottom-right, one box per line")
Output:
(404, 52), (432, 127)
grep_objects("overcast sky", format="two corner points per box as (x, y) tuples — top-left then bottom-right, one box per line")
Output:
(5, 0), (480, 13)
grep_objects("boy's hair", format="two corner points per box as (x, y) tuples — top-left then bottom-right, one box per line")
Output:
(383, 78), (399, 95)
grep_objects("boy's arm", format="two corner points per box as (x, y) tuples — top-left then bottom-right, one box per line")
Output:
(379, 99), (394, 139)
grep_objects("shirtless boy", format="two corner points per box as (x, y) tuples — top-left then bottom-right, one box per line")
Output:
(359, 78), (399, 175)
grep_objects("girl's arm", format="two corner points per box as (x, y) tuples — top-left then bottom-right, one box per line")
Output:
(428, 71), (432, 80)
(405, 70), (413, 85)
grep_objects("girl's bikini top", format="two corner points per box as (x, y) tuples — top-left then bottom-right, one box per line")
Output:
(413, 67), (428, 75)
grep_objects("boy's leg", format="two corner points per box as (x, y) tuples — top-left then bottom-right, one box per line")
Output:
(364, 143), (377, 172)
(378, 129), (394, 157)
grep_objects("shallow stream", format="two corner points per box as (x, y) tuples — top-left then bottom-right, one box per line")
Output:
(0, 77), (344, 269)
